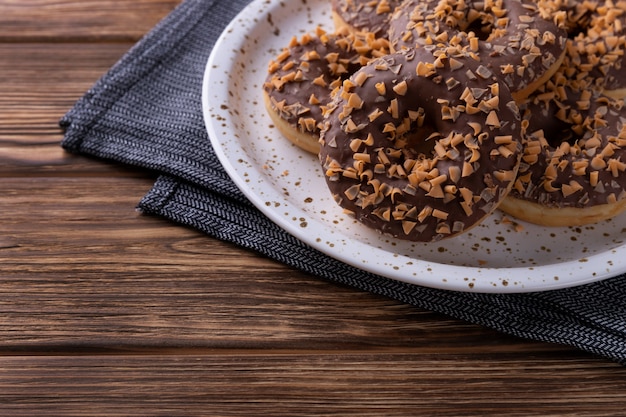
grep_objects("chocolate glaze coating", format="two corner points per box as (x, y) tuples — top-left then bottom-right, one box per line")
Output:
(565, 2), (626, 94)
(263, 28), (389, 139)
(387, 0), (568, 101)
(332, 0), (402, 38)
(505, 1), (626, 211)
(510, 81), (626, 209)
(319, 47), (523, 242)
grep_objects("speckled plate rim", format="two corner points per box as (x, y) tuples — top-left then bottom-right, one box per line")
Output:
(201, 0), (626, 293)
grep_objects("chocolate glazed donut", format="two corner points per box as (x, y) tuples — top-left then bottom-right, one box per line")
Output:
(499, 70), (626, 226)
(263, 27), (389, 154)
(319, 46), (523, 242)
(387, 0), (568, 103)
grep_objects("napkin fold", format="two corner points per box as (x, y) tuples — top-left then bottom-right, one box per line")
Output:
(61, 0), (626, 364)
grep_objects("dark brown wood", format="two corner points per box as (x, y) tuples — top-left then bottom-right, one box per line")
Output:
(0, 354), (624, 417)
(2, 0), (626, 415)
(0, 0), (181, 42)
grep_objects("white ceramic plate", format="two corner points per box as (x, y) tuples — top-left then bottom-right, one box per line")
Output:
(202, 0), (626, 293)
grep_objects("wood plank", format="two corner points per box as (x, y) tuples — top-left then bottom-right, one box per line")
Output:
(0, 177), (569, 353)
(0, 43), (160, 176)
(0, 354), (625, 416)
(0, 142), (160, 178)
(0, 43), (133, 141)
(0, 0), (181, 42)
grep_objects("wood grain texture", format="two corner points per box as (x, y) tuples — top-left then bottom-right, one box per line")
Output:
(2, 0), (626, 415)
(0, 0), (182, 41)
(1, 354), (625, 417)
(0, 176), (540, 351)
(0, 43), (132, 142)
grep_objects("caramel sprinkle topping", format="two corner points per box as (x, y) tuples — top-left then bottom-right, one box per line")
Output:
(263, 26), (390, 138)
(319, 47), (522, 242)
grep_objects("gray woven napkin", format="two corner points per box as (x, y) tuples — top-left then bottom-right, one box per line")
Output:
(60, 0), (626, 364)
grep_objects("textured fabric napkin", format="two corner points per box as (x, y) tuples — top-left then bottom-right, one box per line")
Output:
(60, 0), (626, 364)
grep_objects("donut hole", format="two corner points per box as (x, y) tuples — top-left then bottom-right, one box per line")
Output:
(539, 126), (578, 149)
(565, 24), (587, 40)
(462, 18), (494, 41)
(434, 8), (495, 42)
(399, 126), (439, 157)
(528, 111), (579, 149)
(563, 7), (596, 39)
(529, 110), (610, 154)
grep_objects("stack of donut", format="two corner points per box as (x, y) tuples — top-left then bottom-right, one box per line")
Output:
(262, 0), (626, 242)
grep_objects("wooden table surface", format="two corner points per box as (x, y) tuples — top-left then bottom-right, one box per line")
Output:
(2, 0), (626, 415)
